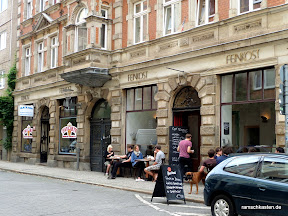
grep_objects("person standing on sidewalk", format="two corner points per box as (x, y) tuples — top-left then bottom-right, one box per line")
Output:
(177, 134), (194, 179)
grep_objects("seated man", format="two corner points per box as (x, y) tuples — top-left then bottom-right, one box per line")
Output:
(108, 145), (134, 179)
(199, 149), (217, 173)
(216, 146), (233, 164)
(144, 145), (165, 181)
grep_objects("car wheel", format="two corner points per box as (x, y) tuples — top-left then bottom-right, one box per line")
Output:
(211, 195), (237, 216)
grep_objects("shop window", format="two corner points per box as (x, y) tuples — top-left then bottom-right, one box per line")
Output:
(221, 68), (276, 152)
(134, 1), (147, 44)
(164, 0), (180, 35)
(21, 116), (33, 152)
(0, 71), (4, 89)
(126, 86), (157, 155)
(196, 0), (215, 26)
(75, 8), (88, 52)
(59, 97), (77, 154)
(239, 0), (262, 14)
(0, 31), (6, 50)
(25, 47), (31, 76)
(0, 0), (7, 13)
(51, 37), (58, 68)
(37, 42), (44, 72)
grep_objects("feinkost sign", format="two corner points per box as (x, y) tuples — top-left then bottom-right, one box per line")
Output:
(18, 105), (34, 117)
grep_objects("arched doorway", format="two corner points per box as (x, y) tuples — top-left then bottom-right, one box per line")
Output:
(90, 100), (111, 172)
(173, 86), (201, 171)
(40, 106), (50, 163)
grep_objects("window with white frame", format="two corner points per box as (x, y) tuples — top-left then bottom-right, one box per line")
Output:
(0, 71), (4, 89)
(27, 0), (32, 19)
(75, 8), (88, 52)
(0, 31), (6, 50)
(239, 0), (262, 14)
(164, 0), (180, 35)
(134, 1), (147, 44)
(100, 9), (108, 49)
(0, 0), (8, 13)
(101, 9), (108, 18)
(39, 0), (44, 12)
(25, 47), (31, 76)
(37, 42), (44, 72)
(196, 0), (215, 26)
(51, 37), (58, 68)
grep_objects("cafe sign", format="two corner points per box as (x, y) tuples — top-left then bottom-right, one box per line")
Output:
(61, 122), (77, 138)
(226, 49), (259, 64)
(22, 125), (33, 139)
(18, 105), (34, 117)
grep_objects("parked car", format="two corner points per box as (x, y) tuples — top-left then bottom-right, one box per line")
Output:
(204, 153), (288, 216)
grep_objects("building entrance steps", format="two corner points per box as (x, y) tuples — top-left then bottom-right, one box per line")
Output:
(0, 161), (204, 203)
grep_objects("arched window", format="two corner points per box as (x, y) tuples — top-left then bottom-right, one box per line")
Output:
(75, 8), (88, 52)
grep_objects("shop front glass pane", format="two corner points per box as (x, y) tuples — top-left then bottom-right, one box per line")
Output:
(21, 117), (33, 152)
(127, 89), (134, 111)
(221, 101), (275, 153)
(249, 70), (262, 100)
(59, 118), (77, 154)
(143, 86), (151, 110)
(221, 75), (233, 103)
(264, 68), (275, 99)
(235, 73), (247, 101)
(126, 111), (157, 156)
(135, 88), (142, 110)
(152, 85), (158, 109)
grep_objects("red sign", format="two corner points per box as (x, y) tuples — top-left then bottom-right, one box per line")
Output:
(61, 122), (77, 138)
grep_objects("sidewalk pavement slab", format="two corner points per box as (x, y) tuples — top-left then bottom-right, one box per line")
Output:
(0, 161), (204, 203)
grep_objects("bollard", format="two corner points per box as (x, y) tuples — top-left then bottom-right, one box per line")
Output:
(76, 147), (80, 170)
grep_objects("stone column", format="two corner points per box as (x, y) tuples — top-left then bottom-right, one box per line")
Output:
(47, 100), (57, 167)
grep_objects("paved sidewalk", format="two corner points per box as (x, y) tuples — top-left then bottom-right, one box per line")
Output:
(0, 161), (204, 203)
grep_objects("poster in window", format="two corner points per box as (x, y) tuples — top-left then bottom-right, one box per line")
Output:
(61, 122), (77, 138)
(224, 122), (229, 135)
(22, 125), (33, 139)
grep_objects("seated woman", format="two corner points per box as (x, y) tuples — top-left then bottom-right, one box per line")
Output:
(131, 145), (146, 181)
(104, 145), (114, 176)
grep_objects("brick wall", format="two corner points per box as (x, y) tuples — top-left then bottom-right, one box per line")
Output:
(267, 0), (285, 7)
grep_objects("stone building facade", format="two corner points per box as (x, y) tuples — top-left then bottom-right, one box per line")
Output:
(13, 0), (288, 171)
(0, 0), (18, 160)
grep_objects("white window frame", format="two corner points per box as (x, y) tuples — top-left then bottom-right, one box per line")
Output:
(75, 8), (88, 52)
(196, 0), (215, 26)
(0, 0), (8, 13)
(133, 1), (148, 44)
(264, 69), (275, 89)
(252, 71), (262, 90)
(238, 0), (262, 15)
(100, 24), (108, 50)
(25, 47), (31, 76)
(0, 31), (6, 50)
(27, 0), (32, 19)
(51, 37), (58, 69)
(37, 42), (44, 72)
(39, 0), (44, 12)
(0, 71), (4, 89)
(101, 9), (108, 18)
(163, 0), (179, 36)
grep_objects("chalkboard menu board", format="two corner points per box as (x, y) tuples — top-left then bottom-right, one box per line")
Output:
(151, 165), (185, 204)
(169, 126), (189, 165)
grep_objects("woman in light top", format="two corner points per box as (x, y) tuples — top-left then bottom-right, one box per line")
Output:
(131, 145), (146, 181)
(104, 145), (114, 176)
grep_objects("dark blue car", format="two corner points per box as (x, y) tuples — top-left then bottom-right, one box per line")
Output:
(204, 153), (288, 216)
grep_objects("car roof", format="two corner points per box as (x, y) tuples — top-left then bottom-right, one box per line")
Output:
(229, 152), (288, 159)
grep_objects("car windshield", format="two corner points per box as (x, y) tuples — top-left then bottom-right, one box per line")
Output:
(224, 156), (261, 177)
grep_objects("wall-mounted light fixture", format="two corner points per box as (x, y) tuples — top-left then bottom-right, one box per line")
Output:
(261, 116), (268, 123)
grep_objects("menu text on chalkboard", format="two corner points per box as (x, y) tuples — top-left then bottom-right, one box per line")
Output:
(169, 126), (189, 165)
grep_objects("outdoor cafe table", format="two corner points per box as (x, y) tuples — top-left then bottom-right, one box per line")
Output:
(135, 158), (155, 179)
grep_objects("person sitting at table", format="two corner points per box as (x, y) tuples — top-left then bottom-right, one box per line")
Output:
(104, 145), (114, 176)
(131, 145), (146, 181)
(144, 145), (165, 182)
(108, 145), (134, 179)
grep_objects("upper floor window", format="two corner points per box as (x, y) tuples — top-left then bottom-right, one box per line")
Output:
(164, 0), (180, 35)
(75, 8), (88, 52)
(39, 0), (44, 12)
(100, 9), (108, 49)
(134, 1), (147, 44)
(196, 0), (215, 26)
(37, 42), (44, 72)
(52, 0), (59, 5)
(0, 31), (6, 50)
(27, 0), (32, 19)
(239, 0), (261, 14)
(0, 0), (8, 13)
(25, 47), (31, 76)
(101, 9), (108, 18)
(0, 71), (4, 89)
(51, 37), (58, 68)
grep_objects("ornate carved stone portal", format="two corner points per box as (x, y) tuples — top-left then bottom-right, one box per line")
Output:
(173, 86), (201, 109)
